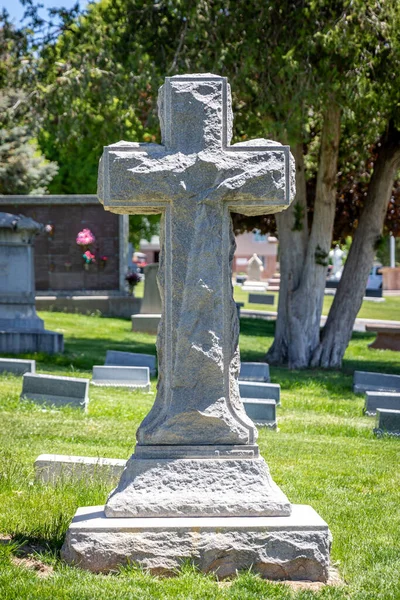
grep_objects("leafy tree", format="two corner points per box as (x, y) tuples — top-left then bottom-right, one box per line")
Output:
(27, 0), (400, 367)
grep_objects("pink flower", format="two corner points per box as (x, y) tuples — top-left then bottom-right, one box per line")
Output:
(76, 228), (95, 246)
(82, 250), (96, 264)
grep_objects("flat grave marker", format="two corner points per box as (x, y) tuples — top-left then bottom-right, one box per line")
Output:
(105, 350), (156, 377)
(35, 454), (126, 484)
(239, 381), (280, 405)
(374, 408), (400, 437)
(248, 293), (274, 305)
(353, 370), (400, 394)
(0, 358), (35, 375)
(21, 373), (89, 410)
(240, 362), (270, 383)
(242, 399), (277, 428)
(91, 366), (150, 391)
(364, 391), (400, 416)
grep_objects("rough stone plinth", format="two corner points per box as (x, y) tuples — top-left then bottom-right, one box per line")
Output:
(21, 373), (89, 409)
(0, 358), (35, 375)
(364, 391), (400, 416)
(240, 362), (270, 382)
(61, 504), (331, 582)
(35, 454), (126, 484)
(105, 350), (157, 376)
(91, 366), (150, 390)
(353, 370), (400, 394)
(105, 452), (290, 518)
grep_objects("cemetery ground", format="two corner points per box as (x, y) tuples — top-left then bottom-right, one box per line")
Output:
(0, 311), (399, 600)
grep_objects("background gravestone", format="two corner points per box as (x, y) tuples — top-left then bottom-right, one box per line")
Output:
(131, 263), (162, 334)
(0, 213), (63, 354)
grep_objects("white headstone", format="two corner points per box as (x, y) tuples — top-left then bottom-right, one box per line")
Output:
(247, 253), (264, 281)
(63, 74), (331, 581)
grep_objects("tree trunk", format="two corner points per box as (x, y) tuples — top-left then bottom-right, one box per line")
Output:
(312, 121), (400, 368)
(267, 101), (341, 368)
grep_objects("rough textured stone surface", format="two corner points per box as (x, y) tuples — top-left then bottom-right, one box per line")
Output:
(353, 370), (400, 393)
(364, 391), (400, 415)
(105, 350), (156, 376)
(91, 366), (150, 390)
(35, 454), (125, 483)
(243, 399), (277, 428)
(21, 373), (89, 409)
(61, 504), (331, 582)
(98, 74), (294, 449)
(239, 362), (270, 383)
(105, 456), (290, 518)
(0, 212), (63, 354)
(239, 381), (280, 404)
(0, 358), (35, 375)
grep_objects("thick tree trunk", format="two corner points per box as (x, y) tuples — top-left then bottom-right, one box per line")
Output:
(312, 121), (400, 368)
(267, 102), (341, 368)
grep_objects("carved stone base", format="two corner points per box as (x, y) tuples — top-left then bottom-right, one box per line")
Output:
(105, 451), (291, 518)
(61, 504), (331, 581)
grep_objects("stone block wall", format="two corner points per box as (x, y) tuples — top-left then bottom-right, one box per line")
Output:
(0, 196), (128, 292)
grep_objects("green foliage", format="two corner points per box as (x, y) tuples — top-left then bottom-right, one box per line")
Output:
(314, 244), (329, 267)
(0, 91), (58, 194)
(129, 214), (160, 249)
(291, 201), (305, 232)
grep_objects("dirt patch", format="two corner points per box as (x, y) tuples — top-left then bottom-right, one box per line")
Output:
(0, 536), (54, 578)
(12, 555), (54, 578)
(283, 567), (344, 592)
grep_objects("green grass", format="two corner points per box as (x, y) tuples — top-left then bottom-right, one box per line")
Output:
(1, 312), (400, 599)
(234, 287), (400, 321)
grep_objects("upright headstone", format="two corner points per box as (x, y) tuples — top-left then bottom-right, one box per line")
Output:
(63, 74), (331, 581)
(247, 253), (264, 281)
(242, 254), (267, 291)
(0, 213), (63, 354)
(131, 263), (162, 334)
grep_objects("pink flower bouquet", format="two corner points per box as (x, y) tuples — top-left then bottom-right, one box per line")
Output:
(76, 228), (95, 246)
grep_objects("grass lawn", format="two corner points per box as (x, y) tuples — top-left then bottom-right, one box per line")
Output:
(0, 312), (400, 599)
(233, 286), (400, 321)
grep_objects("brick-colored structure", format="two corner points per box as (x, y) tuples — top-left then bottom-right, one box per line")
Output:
(0, 195), (128, 292)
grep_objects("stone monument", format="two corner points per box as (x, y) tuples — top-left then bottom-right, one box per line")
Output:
(62, 74), (331, 580)
(0, 213), (63, 354)
(242, 252), (267, 291)
(131, 263), (162, 334)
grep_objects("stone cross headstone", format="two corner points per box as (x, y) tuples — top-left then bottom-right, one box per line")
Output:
(63, 75), (331, 581)
(247, 253), (264, 281)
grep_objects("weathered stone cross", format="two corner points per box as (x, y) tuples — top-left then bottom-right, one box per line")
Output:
(98, 74), (294, 518)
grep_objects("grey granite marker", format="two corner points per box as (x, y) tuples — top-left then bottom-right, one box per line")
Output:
(0, 358), (35, 375)
(91, 366), (150, 390)
(62, 74), (331, 580)
(105, 350), (156, 376)
(239, 381), (280, 405)
(239, 362), (270, 382)
(21, 373), (89, 410)
(374, 408), (400, 436)
(353, 370), (400, 394)
(364, 391), (400, 415)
